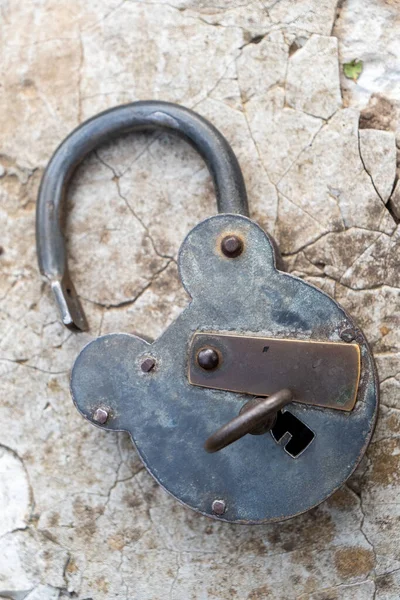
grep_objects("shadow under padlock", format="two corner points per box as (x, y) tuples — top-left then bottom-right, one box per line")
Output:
(36, 100), (379, 524)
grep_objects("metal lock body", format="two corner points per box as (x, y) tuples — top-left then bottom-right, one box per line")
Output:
(36, 101), (378, 524)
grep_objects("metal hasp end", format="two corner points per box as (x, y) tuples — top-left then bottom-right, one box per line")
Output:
(50, 276), (88, 331)
(35, 101), (249, 329)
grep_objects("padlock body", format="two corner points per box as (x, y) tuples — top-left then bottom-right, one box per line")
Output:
(71, 215), (378, 523)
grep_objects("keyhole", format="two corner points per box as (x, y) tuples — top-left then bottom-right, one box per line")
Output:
(271, 411), (314, 458)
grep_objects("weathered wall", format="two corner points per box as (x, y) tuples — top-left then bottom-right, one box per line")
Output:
(0, 0), (399, 598)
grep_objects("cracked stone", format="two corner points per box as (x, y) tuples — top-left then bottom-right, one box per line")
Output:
(301, 228), (400, 290)
(359, 128), (397, 204)
(243, 86), (323, 187)
(24, 585), (60, 600)
(1, 0), (400, 598)
(80, 2), (245, 116)
(266, 0), (339, 36)
(236, 30), (288, 104)
(277, 109), (395, 253)
(286, 34), (342, 120)
(0, 530), (69, 590)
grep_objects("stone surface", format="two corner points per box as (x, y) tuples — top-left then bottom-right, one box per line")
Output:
(0, 0), (399, 599)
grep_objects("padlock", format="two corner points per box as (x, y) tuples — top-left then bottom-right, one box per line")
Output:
(36, 101), (378, 523)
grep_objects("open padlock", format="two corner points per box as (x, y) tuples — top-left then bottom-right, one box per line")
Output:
(36, 101), (378, 523)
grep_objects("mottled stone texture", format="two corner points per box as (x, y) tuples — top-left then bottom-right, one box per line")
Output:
(0, 1), (399, 598)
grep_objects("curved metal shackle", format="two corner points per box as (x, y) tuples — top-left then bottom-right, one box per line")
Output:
(36, 101), (249, 331)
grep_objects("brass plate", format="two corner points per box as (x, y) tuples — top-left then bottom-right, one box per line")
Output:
(188, 333), (361, 412)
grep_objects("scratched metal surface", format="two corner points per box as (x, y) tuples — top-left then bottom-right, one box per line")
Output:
(71, 214), (378, 524)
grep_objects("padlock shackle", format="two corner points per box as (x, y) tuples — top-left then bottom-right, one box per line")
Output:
(36, 101), (249, 330)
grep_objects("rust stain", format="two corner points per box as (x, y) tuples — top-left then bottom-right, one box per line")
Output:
(66, 557), (78, 574)
(266, 508), (336, 552)
(94, 576), (109, 593)
(240, 538), (269, 556)
(359, 93), (398, 131)
(369, 439), (400, 486)
(121, 492), (143, 509)
(47, 377), (62, 393)
(334, 546), (374, 578)
(376, 570), (398, 594)
(326, 487), (357, 511)
(380, 325), (391, 337)
(247, 585), (270, 599)
(108, 533), (125, 551)
(387, 413), (400, 434)
(48, 511), (60, 527)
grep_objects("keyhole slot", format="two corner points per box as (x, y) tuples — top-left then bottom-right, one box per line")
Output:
(271, 411), (314, 458)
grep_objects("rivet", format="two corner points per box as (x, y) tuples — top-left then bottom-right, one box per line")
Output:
(197, 347), (219, 370)
(141, 358), (156, 372)
(212, 499), (226, 516)
(93, 407), (109, 424)
(341, 328), (355, 343)
(221, 235), (243, 258)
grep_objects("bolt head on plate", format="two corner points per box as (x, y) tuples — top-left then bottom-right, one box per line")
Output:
(221, 235), (243, 258)
(341, 328), (355, 343)
(197, 347), (219, 370)
(93, 407), (109, 424)
(141, 358), (156, 372)
(212, 499), (226, 516)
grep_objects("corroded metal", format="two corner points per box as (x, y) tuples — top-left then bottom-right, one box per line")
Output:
(221, 235), (244, 258)
(189, 333), (361, 411)
(93, 407), (109, 425)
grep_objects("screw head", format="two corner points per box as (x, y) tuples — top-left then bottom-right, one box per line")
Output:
(93, 407), (109, 424)
(212, 499), (226, 516)
(141, 358), (156, 372)
(197, 347), (219, 370)
(341, 328), (355, 343)
(221, 235), (243, 258)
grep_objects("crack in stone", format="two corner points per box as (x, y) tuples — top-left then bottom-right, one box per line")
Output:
(343, 486), (377, 593)
(296, 578), (375, 599)
(168, 552), (181, 600)
(235, 58), (280, 228)
(0, 359), (70, 376)
(79, 258), (173, 309)
(77, 32), (84, 125)
(192, 54), (241, 108)
(95, 151), (177, 263)
(338, 232), (385, 285)
(357, 128), (398, 227)
(81, 0), (129, 32)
